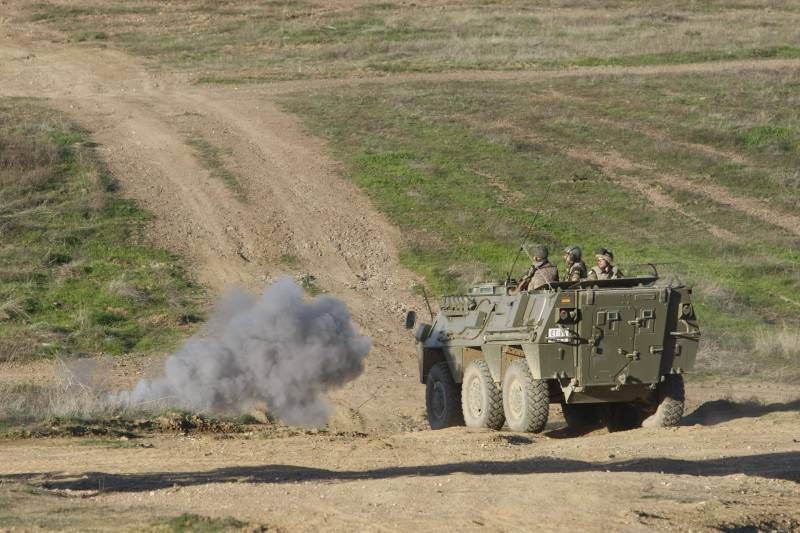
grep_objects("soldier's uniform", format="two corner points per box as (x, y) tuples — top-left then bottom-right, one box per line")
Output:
(588, 264), (622, 280)
(519, 244), (559, 290)
(562, 245), (587, 282)
(529, 260), (559, 290)
(587, 248), (623, 280)
(565, 261), (588, 282)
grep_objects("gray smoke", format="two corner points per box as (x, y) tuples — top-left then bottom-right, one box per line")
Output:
(114, 277), (371, 426)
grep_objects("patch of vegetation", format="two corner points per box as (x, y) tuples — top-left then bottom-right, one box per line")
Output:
(150, 513), (248, 533)
(26, 1), (800, 80)
(0, 482), (158, 531)
(278, 253), (301, 269)
(185, 132), (247, 200)
(0, 98), (204, 361)
(73, 30), (108, 42)
(0, 404), (254, 440)
(279, 71), (800, 379)
(297, 273), (322, 296)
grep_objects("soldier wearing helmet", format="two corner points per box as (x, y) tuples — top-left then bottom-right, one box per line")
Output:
(588, 247), (623, 280)
(518, 244), (559, 291)
(562, 245), (587, 283)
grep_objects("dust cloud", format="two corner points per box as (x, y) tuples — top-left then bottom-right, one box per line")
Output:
(113, 278), (371, 426)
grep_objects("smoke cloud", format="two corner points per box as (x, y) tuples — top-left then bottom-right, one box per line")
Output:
(114, 277), (371, 426)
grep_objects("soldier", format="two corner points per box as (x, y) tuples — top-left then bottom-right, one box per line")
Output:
(587, 247), (623, 280)
(562, 245), (587, 283)
(519, 244), (559, 290)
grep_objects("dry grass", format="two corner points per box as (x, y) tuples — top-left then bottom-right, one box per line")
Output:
(27, 1), (800, 81)
(753, 327), (800, 359)
(0, 357), (261, 437)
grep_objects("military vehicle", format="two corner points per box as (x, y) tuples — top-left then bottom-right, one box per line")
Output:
(406, 268), (700, 433)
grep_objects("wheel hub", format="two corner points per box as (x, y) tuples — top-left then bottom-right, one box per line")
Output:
(508, 380), (525, 419)
(468, 377), (483, 416)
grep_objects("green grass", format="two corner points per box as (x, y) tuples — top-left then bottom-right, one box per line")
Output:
(26, 1), (800, 81)
(185, 132), (247, 200)
(278, 70), (800, 378)
(0, 98), (203, 361)
(150, 513), (247, 533)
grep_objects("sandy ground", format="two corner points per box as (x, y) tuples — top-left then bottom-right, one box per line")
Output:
(1, 4), (800, 532)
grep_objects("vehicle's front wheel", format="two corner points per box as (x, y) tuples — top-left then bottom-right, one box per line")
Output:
(642, 375), (685, 428)
(502, 360), (549, 433)
(426, 362), (464, 429)
(461, 359), (505, 430)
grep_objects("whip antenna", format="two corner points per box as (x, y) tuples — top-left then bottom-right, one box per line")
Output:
(505, 180), (554, 281)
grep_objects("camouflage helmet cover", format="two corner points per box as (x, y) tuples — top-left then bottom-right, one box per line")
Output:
(524, 243), (549, 261)
(563, 245), (582, 262)
(595, 247), (614, 265)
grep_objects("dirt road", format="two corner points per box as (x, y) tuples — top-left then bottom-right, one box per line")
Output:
(1, 6), (800, 532)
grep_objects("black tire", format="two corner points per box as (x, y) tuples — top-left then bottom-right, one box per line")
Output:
(502, 360), (549, 433)
(561, 402), (601, 428)
(426, 362), (464, 429)
(461, 359), (505, 430)
(642, 375), (685, 428)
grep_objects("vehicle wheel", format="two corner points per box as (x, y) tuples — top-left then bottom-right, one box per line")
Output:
(561, 402), (601, 428)
(502, 360), (549, 433)
(642, 375), (685, 428)
(426, 362), (464, 429)
(461, 359), (505, 430)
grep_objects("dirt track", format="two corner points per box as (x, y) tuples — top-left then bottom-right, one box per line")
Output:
(1, 7), (800, 532)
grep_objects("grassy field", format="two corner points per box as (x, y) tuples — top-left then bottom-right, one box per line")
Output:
(0, 98), (203, 362)
(277, 69), (800, 378)
(27, 1), (800, 82)
(18, 0), (800, 380)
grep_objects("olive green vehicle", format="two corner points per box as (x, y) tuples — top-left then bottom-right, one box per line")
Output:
(407, 272), (700, 432)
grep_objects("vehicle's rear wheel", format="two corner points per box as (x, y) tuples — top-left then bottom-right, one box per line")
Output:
(461, 359), (505, 430)
(561, 402), (601, 428)
(642, 375), (685, 428)
(502, 360), (549, 433)
(426, 362), (464, 429)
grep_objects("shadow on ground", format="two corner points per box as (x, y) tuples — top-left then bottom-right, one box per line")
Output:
(4, 452), (798, 494)
(684, 399), (800, 426)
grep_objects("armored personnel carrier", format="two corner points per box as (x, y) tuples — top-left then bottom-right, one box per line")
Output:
(407, 272), (700, 432)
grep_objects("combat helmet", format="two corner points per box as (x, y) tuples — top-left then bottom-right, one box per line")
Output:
(595, 247), (614, 265)
(522, 243), (549, 264)
(563, 245), (582, 263)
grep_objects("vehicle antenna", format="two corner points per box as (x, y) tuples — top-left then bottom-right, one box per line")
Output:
(505, 180), (555, 282)
(421, 286), (435, 321)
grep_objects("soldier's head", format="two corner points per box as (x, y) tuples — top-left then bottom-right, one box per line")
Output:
(532, 244), (549, 262)
(563, 245), (581, 265)
(595, 247), (614, 269)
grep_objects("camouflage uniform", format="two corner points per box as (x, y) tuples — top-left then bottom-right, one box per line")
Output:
(588, 264), (622, 280)
(528, 259), (559, 290)
(519, 244), (559, 290)
(587, 247), (623, 280)
(565, 261), (588, 282)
